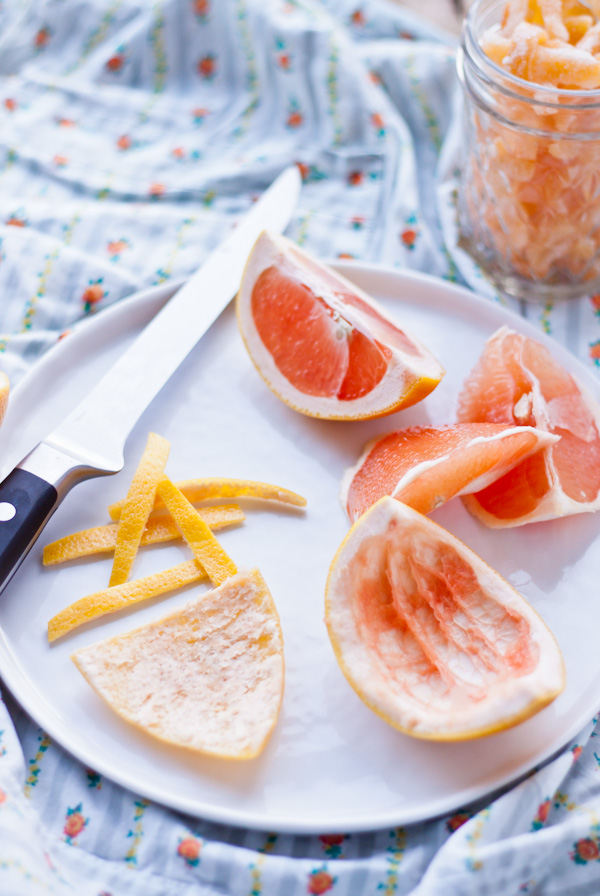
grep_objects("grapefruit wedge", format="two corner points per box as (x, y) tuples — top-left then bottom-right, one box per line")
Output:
(236, 231), (444, 420)
(341, 423), (558, 522)
(325, 497), (565, 741)
(457, 326), (600, 527)
(71, 568), (284, 759)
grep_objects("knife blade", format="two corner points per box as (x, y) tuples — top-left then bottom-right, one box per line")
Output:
(0, 165), (301, 593)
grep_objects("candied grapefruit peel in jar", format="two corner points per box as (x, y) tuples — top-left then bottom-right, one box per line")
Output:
(456, 0), (600, 303)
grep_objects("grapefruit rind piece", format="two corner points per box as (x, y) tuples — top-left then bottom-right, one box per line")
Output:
(325, 497), (565, 741)
(109, 432), (170, 587)
(48, 559), (206, 642)
(42, 504), (245, 565)
(70, 568), (284, 759)
(457, 325), (600, 527)
(341, 423), (559, 521)
(108, 477), (306, 521)
(156, 476), (238, 586)
(236, 231), (444, 421)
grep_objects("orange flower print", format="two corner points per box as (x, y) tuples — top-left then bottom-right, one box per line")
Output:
(446, 810), (472, 833)
(350, 9), (365, 26)
(308, 868), (336, 894)
(572, 745), (583, 762)
(193, 0), (210, 19)
(192, 107), (209, 125)
(571, 837), (600, 864)
(53, 155), (68, 168)
(401, 228), (418, 249)
(117, 134), (132, 150)
(6, 212), (27, 227)
(149, 182), (165, 197)
(86, 769), (102, 789)
(106, 52), (125, 72)
(35, 27), (51, 50)
(177, 836), (201, 866)
(82, 279), (106, 313)
(296, 161), (310, 182)
(0, 788), (6, 804)
(371, 112), (385, 137)
(171, 147), (185, 159)
(590, 340), (600, 366)
(350, 215), (365, 230)
(63, 803), (88, 842)
(338, 252), (355, 259)
(4, 98), (16, 112)
(197, 54), (216, 79)
(531, 798), (551, 830)
(56, 117), (76, 127)
(107, 239), (130, 261)
(590, 294), (600, 314)
(287, 109), (303, 128)
(348, 171), (363, 186)
(319, 834), (346, 858)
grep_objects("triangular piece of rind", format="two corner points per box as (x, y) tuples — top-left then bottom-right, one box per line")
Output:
(71, 568), (284, 759)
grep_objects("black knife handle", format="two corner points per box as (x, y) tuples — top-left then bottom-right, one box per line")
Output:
(0, 439), (121, 596)
(0, 468), (58, 588)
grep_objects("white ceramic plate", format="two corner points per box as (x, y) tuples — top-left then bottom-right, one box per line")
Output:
(0, 264), (599, 835)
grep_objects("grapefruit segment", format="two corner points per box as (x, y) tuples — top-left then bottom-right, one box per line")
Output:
(325, 497), (565, 741)
(457, 326), (600, 526)
(236, 231), (444, 420)
(341, 423), (558, 521)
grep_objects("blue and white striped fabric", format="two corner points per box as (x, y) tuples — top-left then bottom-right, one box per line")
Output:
(2, 1), (600, 893)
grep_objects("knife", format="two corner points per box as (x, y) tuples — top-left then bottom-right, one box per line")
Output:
(0, 165), (301, 594)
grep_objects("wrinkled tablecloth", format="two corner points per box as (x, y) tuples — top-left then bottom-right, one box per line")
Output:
(2, 1), (600, 893)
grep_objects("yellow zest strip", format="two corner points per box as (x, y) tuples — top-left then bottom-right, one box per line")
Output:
(42, 504), (245, 566)
(48, 560), (205, 643)
(156, 476), (238, 587)
(108, 477), (307, 521)
(109, 432), (170, 587)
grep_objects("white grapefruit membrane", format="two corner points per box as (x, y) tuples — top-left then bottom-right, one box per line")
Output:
(325, 498), (565, 741)
(72, 569), (284, 759)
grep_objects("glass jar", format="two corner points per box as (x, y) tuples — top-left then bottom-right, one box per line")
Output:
(456, 0), (600, 302)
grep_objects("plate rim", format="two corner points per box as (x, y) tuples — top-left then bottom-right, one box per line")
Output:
(0, 263), (597, 834)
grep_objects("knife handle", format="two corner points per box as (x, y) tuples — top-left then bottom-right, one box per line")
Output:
(0, 468), (58, 586)
(0, 440), (117, 594)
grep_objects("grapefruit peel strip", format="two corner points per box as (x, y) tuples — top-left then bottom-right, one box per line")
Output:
(108, 432), (171, 587)
(156, 476), (238, 586)
(42, 504), (245, 566)
(47, 559), (206, 642)
(108, 477), (307, 521)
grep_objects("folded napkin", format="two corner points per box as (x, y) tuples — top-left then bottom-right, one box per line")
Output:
(2, 1), (600, 894)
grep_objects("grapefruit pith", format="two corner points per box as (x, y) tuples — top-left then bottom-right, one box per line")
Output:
(236, 231), (444, 420)
(325, 497), (565, 741)
(457, 326), (600, 527)
(341, 423), (558, 521)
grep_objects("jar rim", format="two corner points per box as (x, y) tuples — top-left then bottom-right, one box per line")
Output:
(465, 0), (600, 102)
